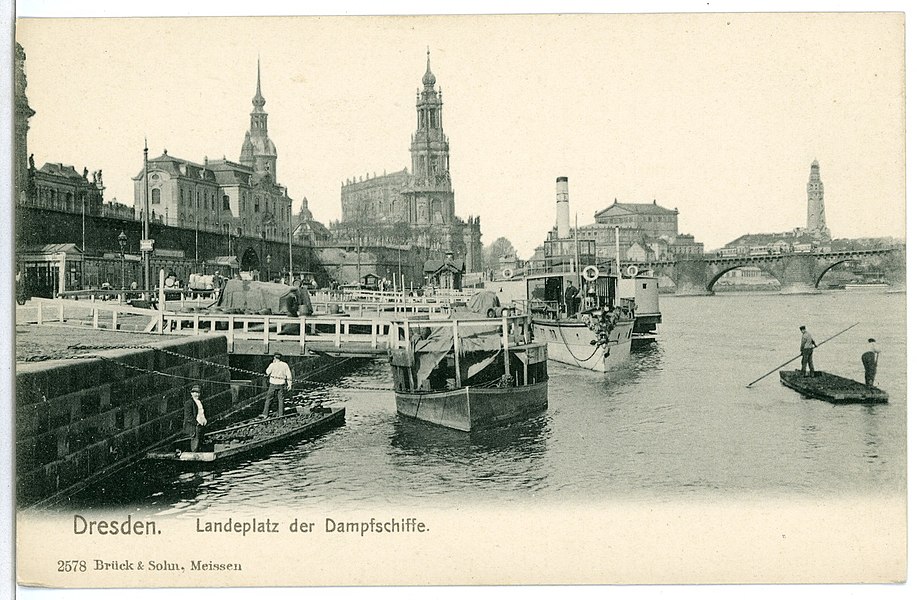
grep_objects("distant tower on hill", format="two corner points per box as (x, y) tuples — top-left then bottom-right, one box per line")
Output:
(806, 159), (831, 239)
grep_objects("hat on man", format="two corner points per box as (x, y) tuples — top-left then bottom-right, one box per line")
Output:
(799, 325), (806, 330)
(190, 384), (201, 393)
(273, 352), (282, 359)
(868, 338), (876, 343)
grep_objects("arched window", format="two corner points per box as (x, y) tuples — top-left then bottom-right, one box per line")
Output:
(151, 188), (161, 204)
(223, 195), (230, 211)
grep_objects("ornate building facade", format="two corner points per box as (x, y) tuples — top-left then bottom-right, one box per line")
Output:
(15, 43), (126, 225)
(132, 61), (293, 248)
(331, 51), (483, 272)
(578, 199), (704, 263)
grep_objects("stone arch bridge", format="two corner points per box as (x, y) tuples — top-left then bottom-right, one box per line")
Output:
(624, 248), (905, 295)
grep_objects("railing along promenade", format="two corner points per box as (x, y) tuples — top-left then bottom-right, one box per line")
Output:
(19, 287), (489, 356)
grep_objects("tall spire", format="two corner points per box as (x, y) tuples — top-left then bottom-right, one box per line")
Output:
(252, 56), (265, 110)
(241, 57), (277, 178)
(422, 46), (436, 88)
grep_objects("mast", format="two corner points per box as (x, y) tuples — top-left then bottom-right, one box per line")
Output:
(573, 213), (580, 280)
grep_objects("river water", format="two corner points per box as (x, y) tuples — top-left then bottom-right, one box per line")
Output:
(67, 290), (906, 515)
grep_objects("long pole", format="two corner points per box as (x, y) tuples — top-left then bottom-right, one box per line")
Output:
(142, 139), (151, 294)
(745, 322), (859, 388)
(288, 224), (293, 283)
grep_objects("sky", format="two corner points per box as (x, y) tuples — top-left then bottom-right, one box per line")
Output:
(15, 11), (905, 258)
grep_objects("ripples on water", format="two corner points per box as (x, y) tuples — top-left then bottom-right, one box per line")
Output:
(69, 290), (906, 515)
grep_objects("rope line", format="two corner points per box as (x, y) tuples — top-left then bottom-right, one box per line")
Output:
(557, 323), (601, 364)
(67, 343), (365, 388)
(29, 343), (515, 393)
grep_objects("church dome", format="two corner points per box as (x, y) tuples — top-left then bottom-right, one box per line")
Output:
(250, 135), (276, 157)
(299, 198), (313, 221)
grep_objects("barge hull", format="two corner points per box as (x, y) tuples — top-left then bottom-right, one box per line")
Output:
(147, 408), (345, 462)
(395, 380), (549, 432)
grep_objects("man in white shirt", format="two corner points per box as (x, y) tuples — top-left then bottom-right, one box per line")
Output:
(263, 352), (293, 418)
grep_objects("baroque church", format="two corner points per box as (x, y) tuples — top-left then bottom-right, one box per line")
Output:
(331, 50), (483, 272)
(132, 60), (294, 271)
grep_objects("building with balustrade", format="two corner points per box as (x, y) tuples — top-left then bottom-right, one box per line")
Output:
(331, 50), (483, 272)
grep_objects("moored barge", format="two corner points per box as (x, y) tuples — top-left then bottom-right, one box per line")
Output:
(390, 313), (549, 432)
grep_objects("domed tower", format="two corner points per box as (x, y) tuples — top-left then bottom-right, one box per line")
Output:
(240, 59), (278, 181)
(406, 48), (455, 232)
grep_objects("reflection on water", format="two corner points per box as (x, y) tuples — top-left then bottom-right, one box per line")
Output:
(64, 291), (905, 514)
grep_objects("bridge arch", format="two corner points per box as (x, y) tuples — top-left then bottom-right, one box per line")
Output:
(814, 259), (858, 288)
(707, 262), (781, 292)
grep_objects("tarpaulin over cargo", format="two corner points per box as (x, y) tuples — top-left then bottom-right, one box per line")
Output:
(216, 279), (299, 314)
(465, 290), (501, 315)
(411, 320), (504, 384)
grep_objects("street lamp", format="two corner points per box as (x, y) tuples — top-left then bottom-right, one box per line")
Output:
(118, 230), (127, 290)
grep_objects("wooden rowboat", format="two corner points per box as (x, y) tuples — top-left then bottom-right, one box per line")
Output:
(779, 370), (888, 404)
(146, 407), (345, 463)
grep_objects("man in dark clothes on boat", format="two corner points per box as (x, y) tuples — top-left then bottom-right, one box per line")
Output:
(799, 325), (817, 377)
(564, 282), (580, 318)
(861, 338), (880, 386)
(182, 384), (208, 452)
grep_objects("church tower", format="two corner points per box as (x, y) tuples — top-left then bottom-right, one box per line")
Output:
(806, 159), (830, 239)
(406, 48), (454, 230)
(240, 59), (278, 181)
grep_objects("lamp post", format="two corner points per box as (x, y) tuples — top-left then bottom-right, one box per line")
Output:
(118, 230), (127, 290)
(266, 254), (271, 281)
(260, 230), (266, 281)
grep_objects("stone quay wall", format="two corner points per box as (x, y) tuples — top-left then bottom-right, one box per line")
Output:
(15, 334), (251, 507)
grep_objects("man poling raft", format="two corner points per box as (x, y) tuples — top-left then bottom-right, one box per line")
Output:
(861, 338), (880, 387)
(746, 323), (857, 388)
(746, 323), (889, 404)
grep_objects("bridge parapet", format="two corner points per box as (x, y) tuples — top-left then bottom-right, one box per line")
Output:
(620, 246), (901, 294)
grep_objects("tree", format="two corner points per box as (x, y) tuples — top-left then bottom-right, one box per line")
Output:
(484, 237), (517, 270)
